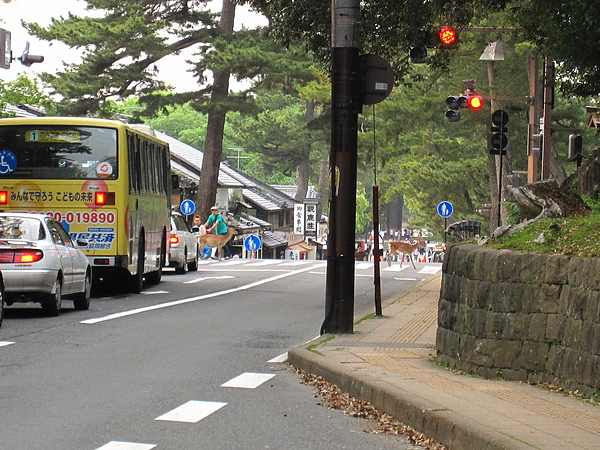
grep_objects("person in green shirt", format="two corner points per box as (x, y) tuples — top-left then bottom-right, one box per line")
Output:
(204, 206), (232, 258)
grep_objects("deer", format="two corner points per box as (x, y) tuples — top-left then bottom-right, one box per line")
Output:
(198, 227), (238, 260)
(387, 239), (427, 269)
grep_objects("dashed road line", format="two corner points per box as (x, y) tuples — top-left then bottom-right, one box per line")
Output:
(184, 275), (234, 284)
(95, 442), (156, 450)
(155, 400), (227, 423)
(221, 372), (276, 389)
(268, 352), (288, 363)
(0, 341), (15, 348)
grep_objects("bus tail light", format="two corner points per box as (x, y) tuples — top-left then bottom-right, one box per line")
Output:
(95, 192), (116, 206)
(0, 191), (7, 205)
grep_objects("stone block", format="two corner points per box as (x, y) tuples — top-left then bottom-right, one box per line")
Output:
(486, 311), (511, 339)
(519, 341), (550, 371)
(537, 283), (561, 314)
(506, 313), (531, 341)
(564, 319), (584, 349)
(473, 280), (493, 310)
(493, 340), (523, 368)
(500, 368), (528, 381)
(493, 282), (525, 313)
(582, 290), (600, 323)
(543, 254), (569, 285)
(546, 314), (566, 343)
(589, 258), (600, 290)
(497, 250), (522, 283)
(529, 313), (548, 342)
(466, 308), (488, 337)
(437, 299), (458, 330)
(568, 256), (591, 287)
(563, 285), (588, 320)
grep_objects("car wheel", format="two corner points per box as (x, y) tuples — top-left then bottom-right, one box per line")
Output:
(74, 270), (91, 310)
(42, 278), (62, 317)
(175, 249), (188, 274)
(188, 247), (198, 272)
(0, 283), (4, 328)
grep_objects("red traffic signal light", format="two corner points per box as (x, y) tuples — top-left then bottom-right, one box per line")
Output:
(467, 95), (483, 109)
(439, 27), (458, 47)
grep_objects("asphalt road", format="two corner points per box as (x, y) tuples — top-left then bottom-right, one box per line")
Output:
(0, 258), (441, 450)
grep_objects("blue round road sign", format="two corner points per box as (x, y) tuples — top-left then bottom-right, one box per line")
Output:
(244, 235), (261, 252)
(437, 201), (453, 218)
(180, 199), (196, 215)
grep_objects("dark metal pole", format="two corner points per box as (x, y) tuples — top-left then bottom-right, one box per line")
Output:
(322, 0), (360, 335)
(373, 185), (382, 316)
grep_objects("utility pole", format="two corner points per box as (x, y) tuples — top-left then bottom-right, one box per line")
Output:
(321, 0), (360, 334)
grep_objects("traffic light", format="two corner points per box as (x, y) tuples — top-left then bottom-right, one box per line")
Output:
(467, 95), (483, 110)
(489, 110), (509, 154)
(410, 26), (459, 63)
(445, 96), (461, 122)
(438, 26), (458, 48)
(445, 94), (483, 121)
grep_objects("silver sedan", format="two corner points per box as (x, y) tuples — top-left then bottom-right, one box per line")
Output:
(0, 213), (92, 316)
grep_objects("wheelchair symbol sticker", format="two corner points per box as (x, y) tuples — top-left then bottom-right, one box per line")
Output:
(0, 150), (17, 175)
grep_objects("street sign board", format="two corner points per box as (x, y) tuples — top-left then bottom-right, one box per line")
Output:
(244, 235), (261, 252)
(180, 199), (195, 216)
(437, 201), (453, 218)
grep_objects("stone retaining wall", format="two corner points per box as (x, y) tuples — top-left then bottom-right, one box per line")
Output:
(436, 243), (600, 394)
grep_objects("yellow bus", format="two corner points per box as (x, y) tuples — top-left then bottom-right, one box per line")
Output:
(0, 117), (173, 293)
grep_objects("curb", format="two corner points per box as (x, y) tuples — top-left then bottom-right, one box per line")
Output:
(288, 272), (533, 450)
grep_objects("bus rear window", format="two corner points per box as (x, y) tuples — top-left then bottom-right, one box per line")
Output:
(0, 125), (118, 180)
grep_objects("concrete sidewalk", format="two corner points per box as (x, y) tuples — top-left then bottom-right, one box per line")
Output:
(289, 273), (600, 450)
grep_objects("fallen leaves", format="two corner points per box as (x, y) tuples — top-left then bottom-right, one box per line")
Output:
(292, 366), (447, 450)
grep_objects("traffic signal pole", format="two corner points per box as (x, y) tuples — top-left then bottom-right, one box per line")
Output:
(321, 0), (360, 335)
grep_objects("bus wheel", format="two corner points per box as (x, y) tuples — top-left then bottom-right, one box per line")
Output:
(146, 265), (162, 284)
(42, 278), (62, 316)
(129, 239), (145, 293)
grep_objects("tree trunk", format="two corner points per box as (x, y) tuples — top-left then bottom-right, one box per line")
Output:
(196, 0), (236, 221)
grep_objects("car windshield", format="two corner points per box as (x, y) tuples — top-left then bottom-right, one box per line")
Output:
(0, 217), (44, 241)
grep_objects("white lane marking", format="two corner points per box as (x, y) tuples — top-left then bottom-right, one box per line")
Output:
(394, 278), (417, 281)
(419, 265), (442, 274)
(95, 442), (156, 450)
(0, 341), (15, 348)
(268, 352), (288, 363)
(221, 372), (276, 389)
(155, 400), (227, 423)
(308, 271), (372, 278)
(278, 261), (313, 266)
(382, 265), (408, 272)
(141, 291), (169, 295)
(81, 264), (320, 324)
(184, 275), (234, 284)
(243, 260), (279, 266)
(355, 262), (372, 270)
(210, 260), (248, 266)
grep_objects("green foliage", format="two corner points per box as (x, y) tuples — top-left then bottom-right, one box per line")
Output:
(487, 215), (600, 257)
(582, 196), (600, 215)
(0, 74), (53, 117)
(355, 183), (370, 234)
